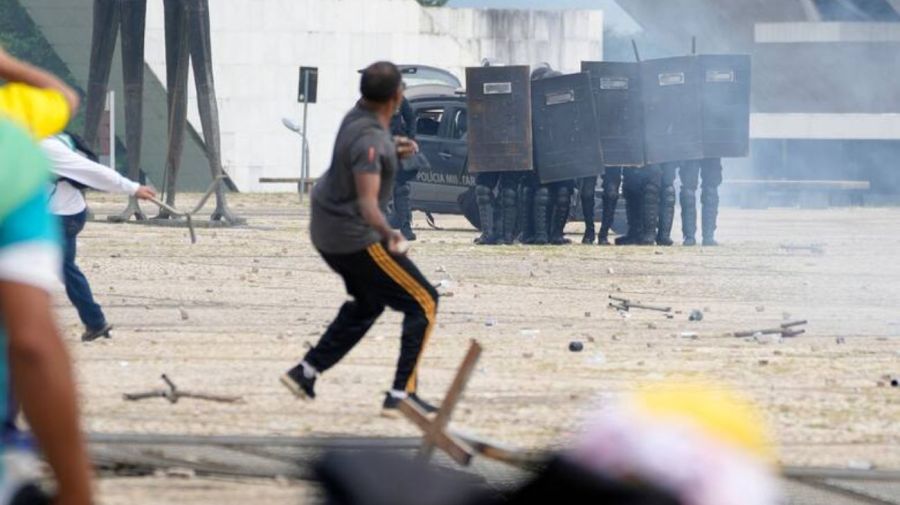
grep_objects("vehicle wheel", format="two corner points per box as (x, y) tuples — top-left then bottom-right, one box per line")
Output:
(458, 187), (481, 230)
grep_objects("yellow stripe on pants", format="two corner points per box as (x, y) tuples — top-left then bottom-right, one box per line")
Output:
(366, 243), (436, 392)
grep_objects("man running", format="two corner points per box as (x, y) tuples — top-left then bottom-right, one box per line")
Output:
(281, 62), (439, 417)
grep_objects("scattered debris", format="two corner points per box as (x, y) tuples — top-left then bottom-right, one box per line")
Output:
(754, 333), (783, 344)
(123, 374), (242, 404)
(758, 360), (769, 366)
(647, 323), (657, 330)
(588, 352), (606, 365)
(755, 305), (766, 313)
(485, 317), (497, 327)
(569, 341), (584, 352)
(519, 329), (540, 337)
(608, 295), (671, 313)
(165, 467), (197, 479)
(680, 332), (699, 340)
(689, 310), (704, 322)
(584, 311), (591, 318)
(178, 308), (189, 321)
(836, 337), (846, 345)
(780, 243), (825, 255)
(734, 320), (807, 339)
(397, 341), (481, 465)
(522, 352), (533, 359)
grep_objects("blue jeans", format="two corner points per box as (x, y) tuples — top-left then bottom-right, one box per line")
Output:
(62, 211), (107, 331)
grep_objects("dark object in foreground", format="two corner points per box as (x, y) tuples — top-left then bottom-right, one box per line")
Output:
(123, 374), (242, 404)
(9, 483), (52, 505)
(569, 341), (584, 352)
(314, 452), (681, 505)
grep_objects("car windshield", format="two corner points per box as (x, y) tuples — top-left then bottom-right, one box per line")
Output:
(401, 66), (461, 89)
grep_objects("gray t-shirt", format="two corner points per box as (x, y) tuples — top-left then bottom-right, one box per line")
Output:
(310, 103), (398, 254)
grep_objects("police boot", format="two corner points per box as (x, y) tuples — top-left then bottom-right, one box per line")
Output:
(581, 187), (596, 245)
(701, 186), (720, 247)
(615, 193), (642, 245)
(501, 187), (518, 245)
(393, 182), (416, 241)
(598, 186), (618, 245)
(639, 184), (660, 246)
(656, 184), (676, 246)
(532, 187), (550, 245)
(474, 185), (498, 245)
(680, 188), (698, 246)
(517, 185), (535, 244)
(550, 187), (572, 245)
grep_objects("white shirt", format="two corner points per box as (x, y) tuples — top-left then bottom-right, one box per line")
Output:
(41, 136), (140, 216)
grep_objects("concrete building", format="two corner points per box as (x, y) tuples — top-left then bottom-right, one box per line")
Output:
(19, 0), (603, 192)
(617, 0), (900, 199)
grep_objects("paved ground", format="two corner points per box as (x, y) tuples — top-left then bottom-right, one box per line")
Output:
(58, 193), (899, 503)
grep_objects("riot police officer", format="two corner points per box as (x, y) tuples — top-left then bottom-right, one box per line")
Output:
(389, 86), (417, 241)
(528, 65), (574, 246)
(472, 60), (522, 246)
(679, 157), (723, 246)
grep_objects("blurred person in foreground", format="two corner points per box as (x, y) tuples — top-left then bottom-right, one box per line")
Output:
(41, 133), (156, 342)
(0, 47), (93, 505)
(313, 381), (779, 505)
(281, 62), (440, 418)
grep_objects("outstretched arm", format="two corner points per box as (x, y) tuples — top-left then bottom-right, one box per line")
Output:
(42, 137), (156, 199)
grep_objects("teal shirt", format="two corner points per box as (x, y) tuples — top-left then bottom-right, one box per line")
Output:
(0, 118), (61, 480)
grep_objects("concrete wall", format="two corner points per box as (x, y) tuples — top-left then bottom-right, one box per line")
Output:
(142, 0), (603, 191)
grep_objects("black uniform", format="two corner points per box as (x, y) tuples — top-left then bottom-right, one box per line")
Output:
(679, 157), (723, 246)
(616, 168), (644, 245)
(656, 162), (678, 246)
(598, 167), (623, 245)
(579, 175), (598, 244)
(389, 97), (417, 240)
(474, 171), (521, 245)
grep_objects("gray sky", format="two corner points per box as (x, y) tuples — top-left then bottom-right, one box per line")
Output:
(446, 0), (641, 32)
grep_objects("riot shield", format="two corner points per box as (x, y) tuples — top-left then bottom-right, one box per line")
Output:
(465, 66), (533, 174)
(641, 55), (751, 164)
(641, 56), (704, 165)
(699, 54), (751, 158)
(532, 72), (604, 184)
(581, 61), (645, 167)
